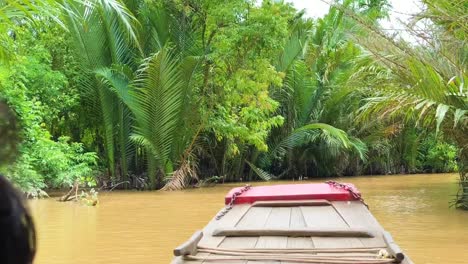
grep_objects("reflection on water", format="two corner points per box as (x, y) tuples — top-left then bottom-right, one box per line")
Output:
(30, 173), (468, 264)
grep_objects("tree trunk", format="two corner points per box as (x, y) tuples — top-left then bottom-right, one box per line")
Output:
(456, 146), (468, 209)
(147, 153), (157, 190)
(451, 124), (468, 209)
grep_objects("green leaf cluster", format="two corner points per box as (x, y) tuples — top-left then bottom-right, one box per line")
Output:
(0, 0), (463, 200)
(0, 24), (97, 194)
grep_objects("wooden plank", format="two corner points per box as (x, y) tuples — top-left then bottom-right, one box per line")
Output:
(284, 207), (314, 264)
(248, 207), (291, 264)
(212, 228), (375, 237)
(252, 200), (331, 207)
(200, 204), (252, 247)
(331, 202), (383, 231)
(300, 206), (364, 249)
(171, 204), (251, 264)
(311, 237), (364, 249)
(214, 206), (273, 264)
(236, 207), (273, 227)
(383, 231), (405, 263)
(201, 205), (260, 264)
(289, 207), (307, 228)
(332, 202), (413, 264)
(287, 207), (313, 248)
(217, 236), (257, 248)
(300, 206), (348, 228)
(263, 207), (291, 228)
(332, 201), (386, 247)
(174, 230), (203, 256)
(285, 237), (313, 248)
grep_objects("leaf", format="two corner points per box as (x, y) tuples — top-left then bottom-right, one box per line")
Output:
(453, 109), (467, 128)
(435, 104), (449, 133)
(245, 160), (276, 181)
(295, 123), (351, 148)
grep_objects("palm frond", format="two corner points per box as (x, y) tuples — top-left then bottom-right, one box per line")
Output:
(245, 160), (276, 181)
(129, 47), (199, 188)
(161, 158), (198, 191)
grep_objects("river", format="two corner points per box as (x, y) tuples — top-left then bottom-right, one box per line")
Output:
(30, 173), (468, 264)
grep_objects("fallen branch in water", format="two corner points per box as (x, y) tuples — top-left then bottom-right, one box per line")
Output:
(59, 181), (79, 202)
(98, 181), (131, 191)
(109, 181), (130, 191)
(58, 183), (99, 206)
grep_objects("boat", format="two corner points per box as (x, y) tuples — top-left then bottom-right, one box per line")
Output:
(171, 181), (413, 264)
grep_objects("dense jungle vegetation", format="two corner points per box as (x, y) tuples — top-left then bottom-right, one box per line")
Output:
(0, 0), (466, 208)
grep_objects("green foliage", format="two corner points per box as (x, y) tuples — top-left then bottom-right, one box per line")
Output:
(0, 0), (463, 200)
(6, 155), (46, 197)
(128, 48), (199, 188)
(0, 29), (97, 194)
(202, 0), (294, 155)
(343, 0), (466, 206)
(59, 0), (142, 182)
(420, 136), (458, 173)
(246, 160), (276, 181)
(208, 59), (285, 154)
(6, 137), (98, 193)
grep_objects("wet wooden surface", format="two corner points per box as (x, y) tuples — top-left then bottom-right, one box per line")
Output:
(172, 201), (413, 264)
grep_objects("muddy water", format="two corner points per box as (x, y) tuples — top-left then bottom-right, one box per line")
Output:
(30, 173), (468, 264)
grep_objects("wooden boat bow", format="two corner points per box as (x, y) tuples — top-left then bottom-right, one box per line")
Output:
(172, 183), (412, 264)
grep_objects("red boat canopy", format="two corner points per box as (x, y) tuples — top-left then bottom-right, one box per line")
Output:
(225, 183), (360, 205)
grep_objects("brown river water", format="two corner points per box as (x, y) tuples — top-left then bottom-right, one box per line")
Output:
(30, 173), (468, 264)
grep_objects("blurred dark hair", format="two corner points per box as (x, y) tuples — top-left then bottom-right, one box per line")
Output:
(0, 176), (37, 264)
(0, 100), (36, 263)
(0, 100), (18, 166)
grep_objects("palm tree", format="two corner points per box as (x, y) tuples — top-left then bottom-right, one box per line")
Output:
(92, 2), (203, 189)
(96, 55), (198, 189)
(57, 0), (141, 183)
(126, 48), (200, 188)
(249, 6), (368, 180)
(341, 0), (467, 208)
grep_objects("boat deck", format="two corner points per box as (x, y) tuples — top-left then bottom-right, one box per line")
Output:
(172, 200), (413, 263)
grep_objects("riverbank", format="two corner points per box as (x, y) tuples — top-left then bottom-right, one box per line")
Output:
(30, 173), (468, 264)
